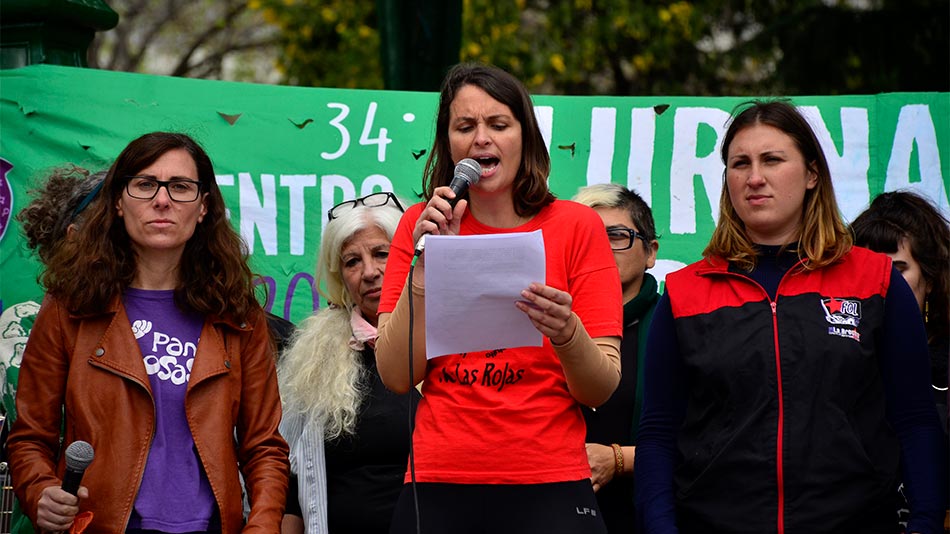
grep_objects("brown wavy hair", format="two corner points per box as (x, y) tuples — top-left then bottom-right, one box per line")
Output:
(851, 191), (949, 344)
(704, 100), (852, 271)
(17, 166), (105, 265)
(42, 132), (261, 322)
(422, 62), (555, 217)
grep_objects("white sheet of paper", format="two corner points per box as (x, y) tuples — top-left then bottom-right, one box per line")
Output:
(424, 230), (545, 359)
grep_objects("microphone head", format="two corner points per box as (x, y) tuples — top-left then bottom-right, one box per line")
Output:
(64, 440), (95, 471)
(454, 158), (482, 187)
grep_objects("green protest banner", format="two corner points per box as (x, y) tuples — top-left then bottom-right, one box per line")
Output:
(1, 65), (947, 324)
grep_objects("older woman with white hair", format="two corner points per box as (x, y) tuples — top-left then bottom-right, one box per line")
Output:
(279, 192), (417, 534)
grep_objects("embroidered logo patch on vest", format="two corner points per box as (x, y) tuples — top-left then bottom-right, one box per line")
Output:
(820, 296), (861, 341)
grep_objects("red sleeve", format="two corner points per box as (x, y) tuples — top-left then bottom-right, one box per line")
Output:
(379, 203), (425, 314)
(562, 202), (623, 339)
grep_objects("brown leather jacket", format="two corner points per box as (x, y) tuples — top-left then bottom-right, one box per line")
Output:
(7, 295), (289, 533)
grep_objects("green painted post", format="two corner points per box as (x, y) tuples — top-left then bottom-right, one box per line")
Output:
(1, 0), (118, 69)
(377, 0), (461, 91)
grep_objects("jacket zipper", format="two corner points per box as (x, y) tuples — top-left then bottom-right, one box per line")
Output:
(702, 267), (798, 533)
(771, 300), (785, 534)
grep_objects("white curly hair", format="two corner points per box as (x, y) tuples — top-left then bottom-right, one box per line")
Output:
(277, 199), (404, 439)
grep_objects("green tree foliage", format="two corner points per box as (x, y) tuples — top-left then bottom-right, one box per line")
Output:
(456, 0), (948, 95)
(252, 0), (383, 88)
(103, 0), (946, 95)
(459, 0), (714, 95)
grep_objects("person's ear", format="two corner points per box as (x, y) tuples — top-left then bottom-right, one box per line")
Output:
(805, 163), (818, 190)
(198, 192), (208, 223)
(645, 239), (658, 270)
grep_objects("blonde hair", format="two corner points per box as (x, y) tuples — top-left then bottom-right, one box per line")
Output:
(277, 201), (403, 439)
(705, 100), (852, 270)
(278, 306), (367, 440)
(572, 183), (657, 245)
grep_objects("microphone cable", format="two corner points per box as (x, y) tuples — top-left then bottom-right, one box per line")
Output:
(402, 164), (478, 533)
(406, 250), (423, 534)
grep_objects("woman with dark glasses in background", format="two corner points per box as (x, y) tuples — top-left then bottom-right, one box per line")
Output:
(279, 192), (418, 534)
(573, 183), (660, 534)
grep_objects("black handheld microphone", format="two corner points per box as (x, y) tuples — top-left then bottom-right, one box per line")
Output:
(61, 440), (94, 496)
(446, 158), (482, 208)
(415, 158), (481, 255)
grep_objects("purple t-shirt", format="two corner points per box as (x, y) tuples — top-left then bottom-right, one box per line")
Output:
(123, 288), (217, 532)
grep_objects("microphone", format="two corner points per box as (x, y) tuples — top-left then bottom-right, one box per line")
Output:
(415, 158), (481, 255)
(62, 440), (94, 496)
(446, 158), (482, 208)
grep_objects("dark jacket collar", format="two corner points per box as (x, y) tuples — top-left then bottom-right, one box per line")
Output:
(624, 273), (659, 327)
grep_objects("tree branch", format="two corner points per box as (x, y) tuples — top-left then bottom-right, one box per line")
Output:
(125, 0), (188, 71)
(170, 0), (248, 76)
(175, 37), (282, 78)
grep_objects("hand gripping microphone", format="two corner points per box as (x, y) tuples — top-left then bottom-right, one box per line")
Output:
(446, 158), (482, 208)
(62, 440), (94, 496)
(414, 158), (481, 255)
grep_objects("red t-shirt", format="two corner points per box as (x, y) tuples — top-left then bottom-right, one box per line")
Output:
(379, 199), (622, 484)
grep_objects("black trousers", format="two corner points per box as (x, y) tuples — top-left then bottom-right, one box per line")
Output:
(389, 479), (608, 534)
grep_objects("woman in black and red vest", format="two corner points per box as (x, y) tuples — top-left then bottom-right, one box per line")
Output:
(635, 100), (947, 534)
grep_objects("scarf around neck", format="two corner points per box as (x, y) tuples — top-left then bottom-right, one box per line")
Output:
(348, 306), (378, 351)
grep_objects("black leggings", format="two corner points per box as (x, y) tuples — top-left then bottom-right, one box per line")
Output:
(389, 480), (608, 534)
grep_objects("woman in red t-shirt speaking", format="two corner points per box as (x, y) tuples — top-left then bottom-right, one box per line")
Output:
(375, 63), (623, 534)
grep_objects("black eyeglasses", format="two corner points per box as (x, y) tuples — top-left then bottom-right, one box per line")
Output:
(126, 176), (202, 202)
(328, 191), (404, 220)
(606, 227), (650, 251)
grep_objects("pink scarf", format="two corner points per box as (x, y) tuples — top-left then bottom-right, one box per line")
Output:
(348, 307), (378, 351)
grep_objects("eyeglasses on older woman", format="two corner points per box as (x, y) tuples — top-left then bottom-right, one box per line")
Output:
(327, 191), (404, 221)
